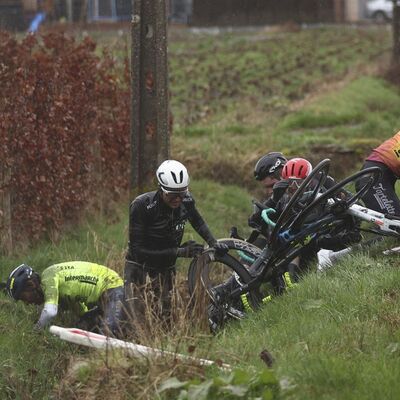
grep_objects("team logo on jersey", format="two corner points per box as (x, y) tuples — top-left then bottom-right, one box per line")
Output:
(175, 221), (186, 231)
(65, 275), (99, 285)
(146, 200), (157, 210)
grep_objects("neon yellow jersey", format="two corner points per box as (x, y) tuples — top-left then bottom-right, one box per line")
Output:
(41, 261), (123, 309)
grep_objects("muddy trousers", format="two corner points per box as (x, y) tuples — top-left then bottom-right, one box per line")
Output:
(77, 287), (124, 337)
(124, 260), (175, 325)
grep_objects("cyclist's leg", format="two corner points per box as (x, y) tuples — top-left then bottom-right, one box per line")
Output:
(357, 161), (400, 215)
(76, 306), (102, 332)
(100, 286), (125, 337)
(124, 260), (147, 330)
(146, 267), (176, 323)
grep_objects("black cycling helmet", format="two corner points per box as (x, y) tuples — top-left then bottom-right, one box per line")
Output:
(254, 152), (287, 181)
(6, 264), (40, 301)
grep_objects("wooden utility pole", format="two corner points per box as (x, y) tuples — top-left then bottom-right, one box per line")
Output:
(333, 0), (344, 23)
(130, 0), (170, 193)
(393, 0), (400, 65)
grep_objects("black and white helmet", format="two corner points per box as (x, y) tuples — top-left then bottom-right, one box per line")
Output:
(156, 160), (190, 193)
(254, 152), (287, 181)
(6, 264), (39, 301)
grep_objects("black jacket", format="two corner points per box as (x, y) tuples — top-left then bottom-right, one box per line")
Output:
(126, 190), (215, 269)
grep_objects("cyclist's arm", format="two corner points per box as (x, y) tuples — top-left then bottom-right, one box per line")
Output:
(35, 304), (58, 329)
(35, 268), (60, 329)
(185, 197), (217, 245)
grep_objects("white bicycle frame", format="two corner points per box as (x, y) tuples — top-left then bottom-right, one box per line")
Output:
(347, 203), (400, 236)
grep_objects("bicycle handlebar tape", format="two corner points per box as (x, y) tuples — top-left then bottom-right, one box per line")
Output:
(261, 208), (276, 227)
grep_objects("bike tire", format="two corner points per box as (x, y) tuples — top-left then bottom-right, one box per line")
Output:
(269, 158), (331, 248)
(291, 166), (382, 231)
(187, 238), (261, 296)
(254, 167), (381, 285)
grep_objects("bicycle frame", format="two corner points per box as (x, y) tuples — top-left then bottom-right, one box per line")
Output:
(347, 203), (400, 236)
(228, 212), (343, 299)
(194, 163), (382, 322)
(225, 166), (383, 305)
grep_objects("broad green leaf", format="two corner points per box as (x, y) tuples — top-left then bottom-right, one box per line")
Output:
(187, 380), (213, 400)
(157, 377), (188, 392)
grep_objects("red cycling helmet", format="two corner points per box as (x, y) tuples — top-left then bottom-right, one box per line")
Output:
(281, 158), (312, 180)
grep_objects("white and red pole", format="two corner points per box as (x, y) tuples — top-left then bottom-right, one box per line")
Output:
(49, 325), (231, 370)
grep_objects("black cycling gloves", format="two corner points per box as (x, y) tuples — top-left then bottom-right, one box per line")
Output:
(248, 180), (290, 229)
(270, 180), (289, 205)
(176, 240), (229, 258)
(176, 240), (204, 258)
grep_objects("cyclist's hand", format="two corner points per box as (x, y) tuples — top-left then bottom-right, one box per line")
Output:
(33, 322), (42, 333)
(177, 241), (204, 258)
(248, 211), (262, 229)
(212, 242), (229, 256)
(271, 180), (289, 203)
(230, 226), (244, 240)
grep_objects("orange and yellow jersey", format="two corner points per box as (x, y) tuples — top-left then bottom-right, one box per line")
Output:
(367, 131), (400, 177)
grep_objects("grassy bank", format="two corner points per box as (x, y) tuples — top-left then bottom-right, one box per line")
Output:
(210, 243), (400, 399)
(2, 24), (400, 399)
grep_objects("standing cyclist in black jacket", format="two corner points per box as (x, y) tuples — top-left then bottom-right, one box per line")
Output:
(125, 160), (228, 326)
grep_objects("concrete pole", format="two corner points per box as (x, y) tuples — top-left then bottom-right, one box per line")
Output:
(130, 0), (170, 194)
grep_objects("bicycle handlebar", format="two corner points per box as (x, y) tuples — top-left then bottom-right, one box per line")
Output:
(261, 208), (276, 228)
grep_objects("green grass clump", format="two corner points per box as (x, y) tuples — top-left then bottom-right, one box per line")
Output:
(209, 252), (400, 399)
(275, 77), (400, 154)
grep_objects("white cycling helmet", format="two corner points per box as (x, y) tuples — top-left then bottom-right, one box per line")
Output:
(156, 160), (190, 193)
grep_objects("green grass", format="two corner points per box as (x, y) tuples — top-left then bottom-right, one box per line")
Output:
(0, 179), (253, 399)
(2, 179), (400, 398)
(208, 250), (400, 400)
(277, 76), (400, 144)
(3, 24), (400, 399)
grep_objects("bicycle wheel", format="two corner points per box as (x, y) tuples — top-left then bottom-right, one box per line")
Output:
(188, 239), (263, 328)
(187, 238), (261, 296)
(291, 166), (382, 231)
(269, 158), (331, 248)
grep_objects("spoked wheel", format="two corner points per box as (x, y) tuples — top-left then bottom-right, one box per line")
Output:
(291, 166), (382, 231)
(188, 239), (263, 331)
(269, 159), (331, 249)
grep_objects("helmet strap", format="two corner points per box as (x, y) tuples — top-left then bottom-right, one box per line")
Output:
(272, 168), (283, 180)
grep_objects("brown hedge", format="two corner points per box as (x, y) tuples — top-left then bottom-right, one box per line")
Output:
(0, 31), (130, 246)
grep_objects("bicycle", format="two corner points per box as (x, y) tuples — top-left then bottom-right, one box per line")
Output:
(188, 159), (382, 328)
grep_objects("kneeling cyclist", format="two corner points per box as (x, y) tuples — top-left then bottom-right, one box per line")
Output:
(6, 261), (124, 337)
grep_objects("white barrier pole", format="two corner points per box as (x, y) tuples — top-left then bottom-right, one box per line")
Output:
(49, 325), (231, 371)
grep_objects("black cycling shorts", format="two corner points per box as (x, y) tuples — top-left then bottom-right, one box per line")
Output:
(357, 160), (400, 215)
